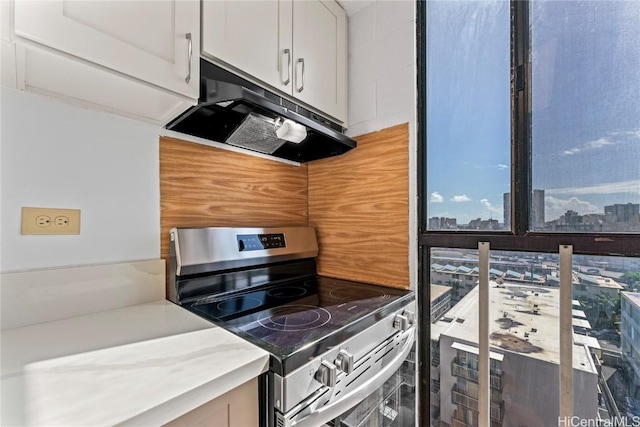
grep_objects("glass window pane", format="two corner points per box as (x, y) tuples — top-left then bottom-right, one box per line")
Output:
(430, 248), (480, 425)
(531, 1), (640, 233)
(573, 254), (640, 424)
(429, 248), (629, 426)
(425, 0), (511, 231)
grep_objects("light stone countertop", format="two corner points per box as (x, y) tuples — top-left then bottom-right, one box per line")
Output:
(1, 300), (269, 427)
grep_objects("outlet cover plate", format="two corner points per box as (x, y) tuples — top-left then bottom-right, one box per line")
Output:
(21, 207), (81, 235)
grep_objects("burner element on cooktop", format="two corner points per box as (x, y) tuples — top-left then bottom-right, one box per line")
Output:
(266, 286), (308, 298)
(215, 297), (263, 312)
(258, 304), (331, 331)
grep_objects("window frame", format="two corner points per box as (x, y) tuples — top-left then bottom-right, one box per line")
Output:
(416, 0), (640, 425)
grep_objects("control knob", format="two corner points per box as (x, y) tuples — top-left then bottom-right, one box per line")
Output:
(393, 313), (410, 331)
(335, 349), (354, 374)
(403, 309), (416, 325)
(315, 360), (337, 387)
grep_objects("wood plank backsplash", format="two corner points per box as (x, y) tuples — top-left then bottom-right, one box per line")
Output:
(159, 137), (308, 264)
(160, 123), (409, 291)
(308, 123), (410, 289)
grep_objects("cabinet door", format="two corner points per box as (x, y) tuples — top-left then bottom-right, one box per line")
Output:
(292, 0), (347, 122)
(13, 0), (199, 99)
(163, 378), (258, 427)
(202, 0), (293, 93)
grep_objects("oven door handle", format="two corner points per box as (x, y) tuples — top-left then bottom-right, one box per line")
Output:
(288, 327), (415, 427)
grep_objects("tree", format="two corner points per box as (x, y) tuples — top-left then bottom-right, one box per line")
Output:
(620, 272), (640, 291)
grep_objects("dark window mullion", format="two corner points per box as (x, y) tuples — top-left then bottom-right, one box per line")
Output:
(512, 0), (531, 236)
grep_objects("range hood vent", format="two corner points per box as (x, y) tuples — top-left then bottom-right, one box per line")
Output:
(166, 60), (356, 163)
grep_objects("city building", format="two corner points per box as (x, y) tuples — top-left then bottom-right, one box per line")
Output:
(532, 189), (545, 229)
(503, 190), (544, 230)
(431, 282), (599, 427)
(621, 292), (640, 399)
(573, 273), (623, 301)
(546, 202), (640, 232)
(429, 217), (458, 230)
(431, 284), (453, 323)
(503, 193), (510, 231)
(468, 218), (500, 231)
(430, 263), (479, 302)
(605, 203), (640, 223)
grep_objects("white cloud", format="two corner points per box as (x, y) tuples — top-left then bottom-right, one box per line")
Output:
(451, 195), (471, 202)
(562, 135), (616, 156)
(480, 198), (503, 216)
(430, 192), (444, 203)
(546, 180), (640, 196)
(497, 164), (508, 170)
(586, 138), (614, 149)
(545, 196), (600, 221)
(563, 148), (581, 155)
(613, 129), (640, 139)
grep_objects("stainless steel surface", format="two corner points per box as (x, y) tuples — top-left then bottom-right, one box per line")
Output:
(335, 349), (354, 374)
(226, 113), (287, 154)
(296, 58), (305, 93)
(282, 49), (291, 85)
(168, 225), (415, 426)
(315, 361), (337, 387)
(281, 324), (415, 427)
(393, 313), (410, 332)
(403, 309), (416, 325)
(171, 226), (317, 277)
(272, 300), (415, 414)
(185, 33), (192, 84)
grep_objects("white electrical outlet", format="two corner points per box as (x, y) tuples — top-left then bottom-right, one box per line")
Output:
(21, 207), (81, 235)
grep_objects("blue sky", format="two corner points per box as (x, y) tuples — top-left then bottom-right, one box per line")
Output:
(426, 0), (640, 226)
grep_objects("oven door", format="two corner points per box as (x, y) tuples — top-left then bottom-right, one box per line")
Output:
(276, 326), (415, 427)
(331, 342), (415, 427)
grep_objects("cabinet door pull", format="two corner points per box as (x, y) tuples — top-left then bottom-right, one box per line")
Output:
(185, 33), (192, 84)
(282, 49), (291, 86)
(296, 58), (305, 93)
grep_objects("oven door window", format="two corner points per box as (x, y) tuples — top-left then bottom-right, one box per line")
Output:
(330, 344), (415, 427)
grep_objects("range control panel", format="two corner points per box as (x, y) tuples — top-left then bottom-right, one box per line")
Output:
(237, 233), (286, 251)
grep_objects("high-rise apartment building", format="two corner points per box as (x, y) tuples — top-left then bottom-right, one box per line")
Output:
(431, 282), (598, 426)
(502, 193), (510, 230)
(503, 190), (545, 230)
(429, 217), (458, 230)
(605, 203), (640, 223)
(532, 189), (545, 229)
(621, 292), (640, 399)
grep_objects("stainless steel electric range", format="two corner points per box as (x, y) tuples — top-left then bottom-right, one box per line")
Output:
(168, 226), (416, 427)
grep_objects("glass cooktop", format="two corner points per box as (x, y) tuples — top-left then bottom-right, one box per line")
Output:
(187, 276), (414, 375)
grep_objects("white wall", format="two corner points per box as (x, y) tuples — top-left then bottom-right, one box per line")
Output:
(0, 88), (161, 272)
(346, 0), (417, 288)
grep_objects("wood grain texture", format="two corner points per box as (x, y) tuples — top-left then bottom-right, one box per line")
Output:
(160, 137), (308, 266)
(308, 123), (410, 289)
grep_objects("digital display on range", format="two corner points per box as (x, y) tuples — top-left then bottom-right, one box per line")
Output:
(237, 233), (286, 251)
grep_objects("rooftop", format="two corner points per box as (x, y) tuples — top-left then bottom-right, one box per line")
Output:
(575, 273), (623, 289)
(432, 281), (597, 373)
(622, 292), (640, 308)
(431, 284), (452, 303)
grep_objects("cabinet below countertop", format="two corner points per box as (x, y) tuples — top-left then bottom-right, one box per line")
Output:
(0, 300), (269, 427)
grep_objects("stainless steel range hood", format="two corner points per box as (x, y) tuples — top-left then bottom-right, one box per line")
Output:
(166, 60), (356, 163)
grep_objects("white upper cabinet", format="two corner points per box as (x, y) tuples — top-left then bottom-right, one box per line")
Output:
(13, 0), (200, 99)
(202, 1), (293, 93)
(292, 0), (347, 123)
(201, 0), (347, 124)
